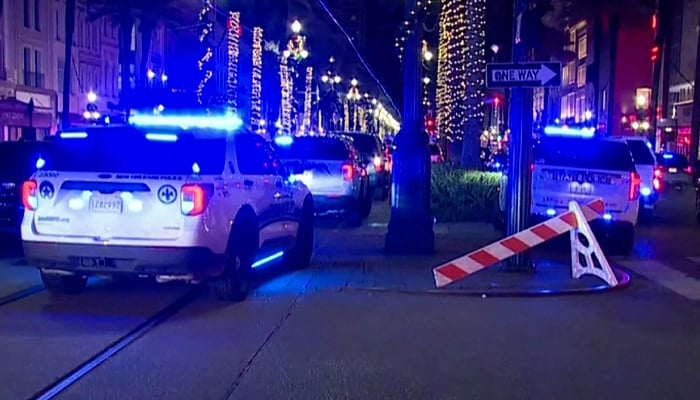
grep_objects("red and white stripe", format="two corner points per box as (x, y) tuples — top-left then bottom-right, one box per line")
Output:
(433, 198), (605, 288)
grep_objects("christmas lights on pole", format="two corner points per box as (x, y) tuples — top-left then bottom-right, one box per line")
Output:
(251, 27), (264, 132)
(280, 51), (292, 133)
(303, 66), (313, 131)
(196, 0), (214, 105)
(227, 11), (240, 111)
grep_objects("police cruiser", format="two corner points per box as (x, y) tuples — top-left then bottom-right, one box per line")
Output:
(497, 126), (640, 255)
(20, 113), (314, 302)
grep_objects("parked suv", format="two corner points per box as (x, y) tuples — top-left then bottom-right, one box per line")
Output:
(20, 116), (314, 301)
(345, 133), (390, 200)
(272, 135), (371, 226)
(614, 136), (659, 219)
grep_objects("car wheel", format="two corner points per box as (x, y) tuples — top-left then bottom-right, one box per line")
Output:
(209, 217), (257, 302)
(40, 270), (88, 294)
(359, 186), (373, 219)
(286, 197), (314, 270)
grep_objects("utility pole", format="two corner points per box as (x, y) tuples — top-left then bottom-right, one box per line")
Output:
(61, 0), (76, 129)
(385, 0), (435, 254)
(503, 0), (534, 272)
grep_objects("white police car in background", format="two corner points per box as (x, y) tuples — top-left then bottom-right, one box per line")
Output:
(20, 114), (314, 302)
(497, 126), (640, 255)
(613, 135), (659, 219)
(272, 134), (371, 226)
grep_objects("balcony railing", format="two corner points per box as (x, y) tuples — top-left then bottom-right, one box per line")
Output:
(22, 71), (45, 88)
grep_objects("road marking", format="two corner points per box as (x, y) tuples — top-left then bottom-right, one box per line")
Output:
(617, 259), (700, 301)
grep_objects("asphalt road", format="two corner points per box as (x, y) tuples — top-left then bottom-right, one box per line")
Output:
(0, 192), (699, 400)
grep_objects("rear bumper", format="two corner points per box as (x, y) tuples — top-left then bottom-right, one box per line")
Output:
(313, 195), (356, 214)
(530, 214), (633, 235)
(22, 241), (224, 276)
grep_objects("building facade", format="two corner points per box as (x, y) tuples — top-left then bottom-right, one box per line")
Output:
(0, 0), (167, 142)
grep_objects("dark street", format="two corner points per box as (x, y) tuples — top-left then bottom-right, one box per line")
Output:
(1, 191), (699, 400)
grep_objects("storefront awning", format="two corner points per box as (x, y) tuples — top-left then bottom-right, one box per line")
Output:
(0, 98), (54, 128)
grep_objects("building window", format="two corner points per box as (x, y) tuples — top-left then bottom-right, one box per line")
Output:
(57, 59), (65, 91)
(34, 50), (42, 88)
(23, 0), (30, 28)
(602, 89), (607, 111)
(577, 33), (587, 59)
(23, 47), (31, 85)
(34, 0), (40, 31)
(577, 65), (586, 87)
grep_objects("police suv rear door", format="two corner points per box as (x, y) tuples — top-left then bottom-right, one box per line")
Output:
(532, 137), (639, 214)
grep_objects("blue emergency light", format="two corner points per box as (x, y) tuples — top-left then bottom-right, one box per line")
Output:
(662, 153), (673, 159)
(274, 135), (294, 146)
(145, 133), (178, 142)
(128, 113), (243, 131)
(543, 125), (595, 138)
(59, 131), (88, 139)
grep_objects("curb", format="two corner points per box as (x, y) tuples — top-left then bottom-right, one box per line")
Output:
(339, 267), (631, 298)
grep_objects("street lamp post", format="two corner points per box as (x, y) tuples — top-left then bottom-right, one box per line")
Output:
(385, 0), (435, 254)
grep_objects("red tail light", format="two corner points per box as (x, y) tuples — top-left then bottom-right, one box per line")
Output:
(22, 180), (38, 211)
(654, 167), (663, 178)
(530, 163), (535, 172)
(685, 166), (693, 174)
(342, 163), (354, 181)
(181, 184), (209, 216)
(653, 177), (661, 191)
(629, 172), (641, 200)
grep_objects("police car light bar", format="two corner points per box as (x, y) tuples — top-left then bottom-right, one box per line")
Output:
(128, 113), (243, 131)
(274, 135), (294, 146)
(662, 153), (673, 159)
(59, 132), (88, 139)
(145, 133), (178, 142)
(543, 125), (595, 138)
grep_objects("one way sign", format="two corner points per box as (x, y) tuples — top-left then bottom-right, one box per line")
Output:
(486, 62), (562, 88)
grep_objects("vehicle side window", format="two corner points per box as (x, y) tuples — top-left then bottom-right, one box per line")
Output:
(235, 134), (277, 176)
(267, 143), (288, 176)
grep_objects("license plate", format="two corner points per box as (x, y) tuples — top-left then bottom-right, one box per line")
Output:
(669, 167), (678, 173)
(89, 196), (123, 214)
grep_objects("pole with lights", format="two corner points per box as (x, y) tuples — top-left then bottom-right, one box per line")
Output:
(385, 0), (435, 254)
(196, 0), (214, 105)
(227, 11), (241, 111)
(280, 50), (293, 134)
(251, 27), (264, 132)
(303, 66), (313, 131)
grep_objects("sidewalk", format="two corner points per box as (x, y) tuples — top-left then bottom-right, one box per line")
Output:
(309, 204), (628, 295)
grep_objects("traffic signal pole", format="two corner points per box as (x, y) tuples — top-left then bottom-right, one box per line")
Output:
(503, 0), (535, 272)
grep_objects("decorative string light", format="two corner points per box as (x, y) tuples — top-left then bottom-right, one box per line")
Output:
(280, 53), (293, 133)
(251, 27), (264, 132)
(197, 0), (214, 105)
(464, 0), (487, 138)
(227, 11), (240, 111)
(359, 106), (367, 132)
(395, 0), (436, 61)
(343, 101), (350, 131)
(436, 0), (468, 140)
(303, 66), (313, 130)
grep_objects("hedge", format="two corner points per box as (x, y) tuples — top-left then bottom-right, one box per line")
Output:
(430, 164), (501, 222)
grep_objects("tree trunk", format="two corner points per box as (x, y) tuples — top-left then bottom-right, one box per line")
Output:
(688, 14), (700, 172)
(605, 13), (620, 135)
(61, 0), (77, 129)
(138, 20), (154, 89)
(118, 14), (134, 109)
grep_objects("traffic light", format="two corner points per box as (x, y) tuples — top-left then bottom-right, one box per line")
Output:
(651, 45), (660, 62)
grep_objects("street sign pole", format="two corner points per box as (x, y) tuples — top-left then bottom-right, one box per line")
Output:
(505, 0), (534, 272)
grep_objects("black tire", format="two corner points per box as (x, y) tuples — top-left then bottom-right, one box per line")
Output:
(286, 197), (314, 270)
(616, 225), (635, 256)
(209, 214), (257, 302)
(359, 185), (373, 219)
(40, 270), (88, 294)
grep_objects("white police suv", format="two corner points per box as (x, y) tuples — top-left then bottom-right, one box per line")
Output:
(20, 113), (314, 301)
(497, 126), (640, 255)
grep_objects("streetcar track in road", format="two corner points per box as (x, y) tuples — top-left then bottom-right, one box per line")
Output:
(0, 285), (45, 308)
(29, 285), (205, 400)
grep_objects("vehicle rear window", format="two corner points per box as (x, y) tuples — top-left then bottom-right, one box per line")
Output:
(273, 137), (350, 160)
(626, 140), (656, 164)
(534, 138), (634, 171)
(348, 134), (380, 154)
(44, 127), (226, 175)
(657, 153), (689, 168)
